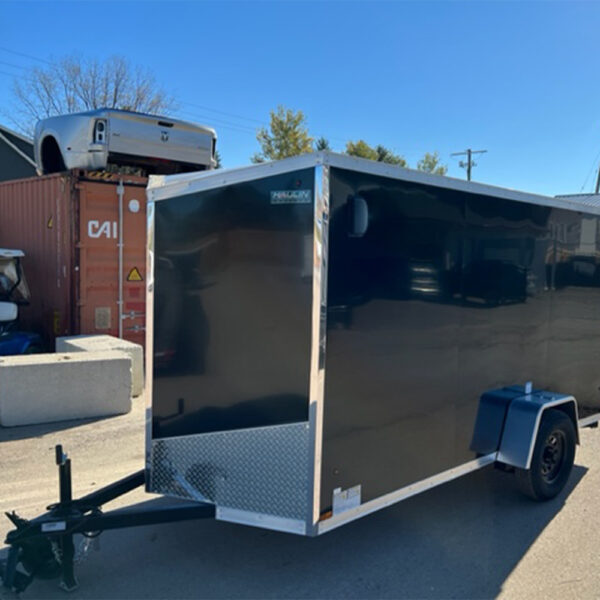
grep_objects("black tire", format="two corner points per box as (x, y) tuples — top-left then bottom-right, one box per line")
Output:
(515, 409), (576, 501)
(23, 344), (42, 354)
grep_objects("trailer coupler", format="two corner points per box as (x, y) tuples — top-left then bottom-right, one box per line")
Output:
(1, 444), (215, 594)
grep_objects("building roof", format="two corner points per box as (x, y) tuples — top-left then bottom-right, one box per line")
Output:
(554, 193), (600, 209)
(0, 124), (36, 182)
(0, 125), (35, 161)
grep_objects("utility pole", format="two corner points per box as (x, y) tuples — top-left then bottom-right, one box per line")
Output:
(451, 148), (487, 181)
(595, 166), (600, 194)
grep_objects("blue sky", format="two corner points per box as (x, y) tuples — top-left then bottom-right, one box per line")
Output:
(1, 1), (599, 196)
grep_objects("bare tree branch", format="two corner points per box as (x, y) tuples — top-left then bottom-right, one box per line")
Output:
(9, 54), (177, 135)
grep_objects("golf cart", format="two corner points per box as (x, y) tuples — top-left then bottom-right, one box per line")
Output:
(0, 249), (42, 355)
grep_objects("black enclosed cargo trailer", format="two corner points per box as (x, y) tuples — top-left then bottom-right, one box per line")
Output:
(3, 152), (600, 593)
(145, 152), (599, 535)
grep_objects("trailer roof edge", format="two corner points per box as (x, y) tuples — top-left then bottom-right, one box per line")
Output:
(147, 151), (600, 216)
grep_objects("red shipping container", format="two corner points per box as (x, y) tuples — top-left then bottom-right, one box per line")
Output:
(0, 170), (148, 348)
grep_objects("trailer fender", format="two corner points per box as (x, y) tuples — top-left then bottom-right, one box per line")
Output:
(497, 392), (579, 469)
(470, 386), (528, 456)
(470, 386), (579, 469)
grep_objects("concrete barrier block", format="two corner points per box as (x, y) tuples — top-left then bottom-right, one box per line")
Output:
(0, 351), (132, 427)
(56, 335), (144, 397)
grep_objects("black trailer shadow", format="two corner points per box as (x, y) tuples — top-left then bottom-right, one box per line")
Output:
(0, 415), (118, 442)
(11, 463), (587, 600)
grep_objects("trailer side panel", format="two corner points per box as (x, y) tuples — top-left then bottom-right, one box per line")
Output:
(320, 167), (600, 512)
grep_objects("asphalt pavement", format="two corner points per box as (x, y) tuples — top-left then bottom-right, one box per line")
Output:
(1, 396), (599, 599)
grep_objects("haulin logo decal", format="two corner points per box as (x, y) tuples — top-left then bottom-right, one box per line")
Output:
(270, 190), (312, 205)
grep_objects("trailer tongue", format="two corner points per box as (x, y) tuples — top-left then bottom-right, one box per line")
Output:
(1, 446), (214, 593)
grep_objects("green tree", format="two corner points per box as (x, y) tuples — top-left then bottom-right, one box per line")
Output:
(375, 144), (407, 167)
(251, 106), (313, 163)
(214, 150), (222, 169)
(417, 151), (447, 175)
(315, 136), (331, 151)
(345, 139), (406, 167)
(345, 139), (378, 161)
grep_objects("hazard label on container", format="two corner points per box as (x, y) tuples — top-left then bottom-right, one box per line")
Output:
(126, 267), (143, 282)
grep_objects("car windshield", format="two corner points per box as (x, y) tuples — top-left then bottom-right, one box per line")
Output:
(0, 257), (31, 303)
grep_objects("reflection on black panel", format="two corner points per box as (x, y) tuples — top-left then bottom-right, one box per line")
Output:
(321, 167), (600, 510)
(152, 168), (315, 438)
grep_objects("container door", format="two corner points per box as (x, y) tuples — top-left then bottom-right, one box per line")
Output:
(0, 173), (74, 345)
(78, 179), (146, 346)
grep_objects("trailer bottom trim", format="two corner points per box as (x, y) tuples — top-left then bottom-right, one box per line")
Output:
(216, 507), (307, 535)
(579, 413), (600, 428)
(317, 453), (497, 535)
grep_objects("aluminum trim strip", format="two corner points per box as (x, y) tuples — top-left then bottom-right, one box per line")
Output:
(579, 413), (600, 428)
(307, 164), (330, 533)
(317, 453), (497, 535)
(147, 153), (324, 201)
(216, 507), (307, 535)
(147, 151), (600, 216)
(144, 198), (155, 487)
(324, 153), (600, 215)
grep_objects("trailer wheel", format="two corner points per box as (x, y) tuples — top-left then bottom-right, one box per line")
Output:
(515, 409), (576, 501)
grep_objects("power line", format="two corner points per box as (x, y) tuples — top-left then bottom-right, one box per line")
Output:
(179, 100), (264, 125)
(0, 60), (29, 71)
(451, 148), (487, 181)
(580, 146), (600, 193)
(0, 46), (349, 148)
(173, 109), (257, 135)
(0, 46), (52, 65)
(0, 69), (33, 81)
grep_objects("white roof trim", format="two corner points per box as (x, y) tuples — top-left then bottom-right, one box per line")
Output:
(147, 151), (600, 216)
(147, 153), (321, 202)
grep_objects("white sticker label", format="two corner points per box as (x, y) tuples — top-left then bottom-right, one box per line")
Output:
(41, 521), (67, 532)
(270, 190), (311, 205)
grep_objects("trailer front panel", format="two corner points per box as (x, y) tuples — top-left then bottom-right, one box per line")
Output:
(149, 166), (318, 533)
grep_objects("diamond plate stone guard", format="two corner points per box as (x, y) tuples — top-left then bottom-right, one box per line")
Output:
(150, 422), (311, 521)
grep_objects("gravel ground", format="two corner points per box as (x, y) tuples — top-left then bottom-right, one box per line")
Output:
(1, 396), (599, 599)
